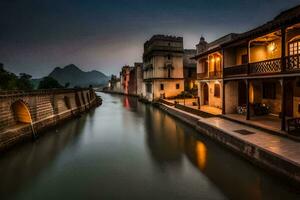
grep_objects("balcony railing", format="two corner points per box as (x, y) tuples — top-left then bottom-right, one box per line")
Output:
(224, 64), (248, 77)
(223, 54), (300, 78)
(209, 71), (222, 79)
(197, 72), (208, 79)
(249, 58), (281, 74)
(286, 54), (300, 72)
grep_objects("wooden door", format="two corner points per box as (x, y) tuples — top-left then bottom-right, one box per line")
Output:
(238, 81), (247, 106)
(286, 80), (294, 117)
(203, 84), (209, 105)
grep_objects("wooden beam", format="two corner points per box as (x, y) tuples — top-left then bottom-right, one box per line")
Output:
(246, 79), (250, 120)
(222, 81), (226, 114)
(281, 78), (286, 131)
(281, 27), (287, 72)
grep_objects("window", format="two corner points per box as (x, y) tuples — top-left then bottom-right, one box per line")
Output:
(214, 84), (220, 97)
(262, 82), (276, 99)
(289, 40), (300, 56)
(176, 84), (180, 89)
(160, 84), (164, 90)
(168, 68), (171, 78)
(146, 83), (152, 93)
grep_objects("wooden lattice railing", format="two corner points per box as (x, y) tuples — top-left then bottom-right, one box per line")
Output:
(286, 54), (300, 72)
(249, 58), (281, 74)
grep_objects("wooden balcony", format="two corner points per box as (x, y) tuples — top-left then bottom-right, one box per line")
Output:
(224, 58), (282, 78)
(197, 72), (208, 79)
(224, 64), (248, 77)
(249, 58), (281, 74)
(197, 71), (222, 79)
(209, 71), (222, 79)
(224, 54), (300, 78)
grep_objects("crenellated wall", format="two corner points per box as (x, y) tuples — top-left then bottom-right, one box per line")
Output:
(0, 88), (100, 151)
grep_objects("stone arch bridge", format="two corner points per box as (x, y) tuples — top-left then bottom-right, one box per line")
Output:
(0, 88), (100, 151)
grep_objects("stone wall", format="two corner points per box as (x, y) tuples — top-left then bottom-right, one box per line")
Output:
(153, 79), (184, 99)
(0, 88), (99, 151)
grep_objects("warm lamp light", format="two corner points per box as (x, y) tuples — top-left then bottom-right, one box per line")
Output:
(216, 57), (220, 62)
(268, 42), (276, 52)
(211, 58), (215, 62)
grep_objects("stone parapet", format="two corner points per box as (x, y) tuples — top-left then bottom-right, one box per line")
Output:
(0, 88), (100, 152)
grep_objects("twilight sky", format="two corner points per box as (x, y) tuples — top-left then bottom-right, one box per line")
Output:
(1, 0), (300, 78)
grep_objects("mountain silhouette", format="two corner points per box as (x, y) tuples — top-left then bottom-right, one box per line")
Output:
(47, 64), (109, 87)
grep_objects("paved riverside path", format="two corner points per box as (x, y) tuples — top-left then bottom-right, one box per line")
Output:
(161, 103), (300, 167)
(203, 117), (300, 166)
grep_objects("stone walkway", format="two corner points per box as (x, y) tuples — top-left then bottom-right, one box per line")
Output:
(203, 117), (300, 166)
(161, 103), (300, 166)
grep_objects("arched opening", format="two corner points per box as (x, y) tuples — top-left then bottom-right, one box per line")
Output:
(203, 83), (209, 105)
(11, 100), (32, 124)
(214, 83), (220, 98)
(64, 96), (71, 109)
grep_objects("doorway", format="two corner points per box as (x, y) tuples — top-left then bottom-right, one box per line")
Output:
(286, 80), (294, 117)
(238, 81), (247, 106)
(203, 83), (209, 105)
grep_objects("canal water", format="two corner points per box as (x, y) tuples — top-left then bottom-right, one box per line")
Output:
(0, 93), (299, 200)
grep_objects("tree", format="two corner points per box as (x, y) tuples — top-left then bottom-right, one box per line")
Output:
(64, 82), (70, 88)
(0, 64), (18, 90)
(17, 73), (34, 90)
(38, 76), (63, 89)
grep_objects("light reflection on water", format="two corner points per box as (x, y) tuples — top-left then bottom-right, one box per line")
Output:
(0, 93), (299, 200)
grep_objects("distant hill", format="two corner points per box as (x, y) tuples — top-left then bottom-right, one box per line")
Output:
(33, 64), (109, 88)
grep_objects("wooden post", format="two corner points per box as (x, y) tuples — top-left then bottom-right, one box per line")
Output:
(246, 79), (250, 120)
(221, 48), (225, 115)
(281, 78), (286, 131)
(247, 40), (251, 74)
(222, 80), (226, 114)
(281, 27), (286, 72)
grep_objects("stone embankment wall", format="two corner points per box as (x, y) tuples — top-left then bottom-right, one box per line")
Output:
(0, 88), (101, 151)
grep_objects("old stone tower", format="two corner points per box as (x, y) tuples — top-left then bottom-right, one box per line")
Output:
(196, 36), (208, 54)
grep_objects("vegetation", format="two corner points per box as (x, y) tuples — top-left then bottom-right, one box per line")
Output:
(175, 91), (195, 99)
(0, 63), (33, 90)
(38, 76), (64, 89)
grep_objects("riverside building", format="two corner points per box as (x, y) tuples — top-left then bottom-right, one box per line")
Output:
(222, 5), (300, 132)
(142, 35), (185, 101)
(193, 34), (238, 115)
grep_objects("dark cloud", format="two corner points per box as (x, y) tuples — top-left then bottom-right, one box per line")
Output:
(0, 0), (299, 77)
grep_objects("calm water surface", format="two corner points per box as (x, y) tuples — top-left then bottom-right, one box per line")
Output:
(0, 93), (299, 200)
